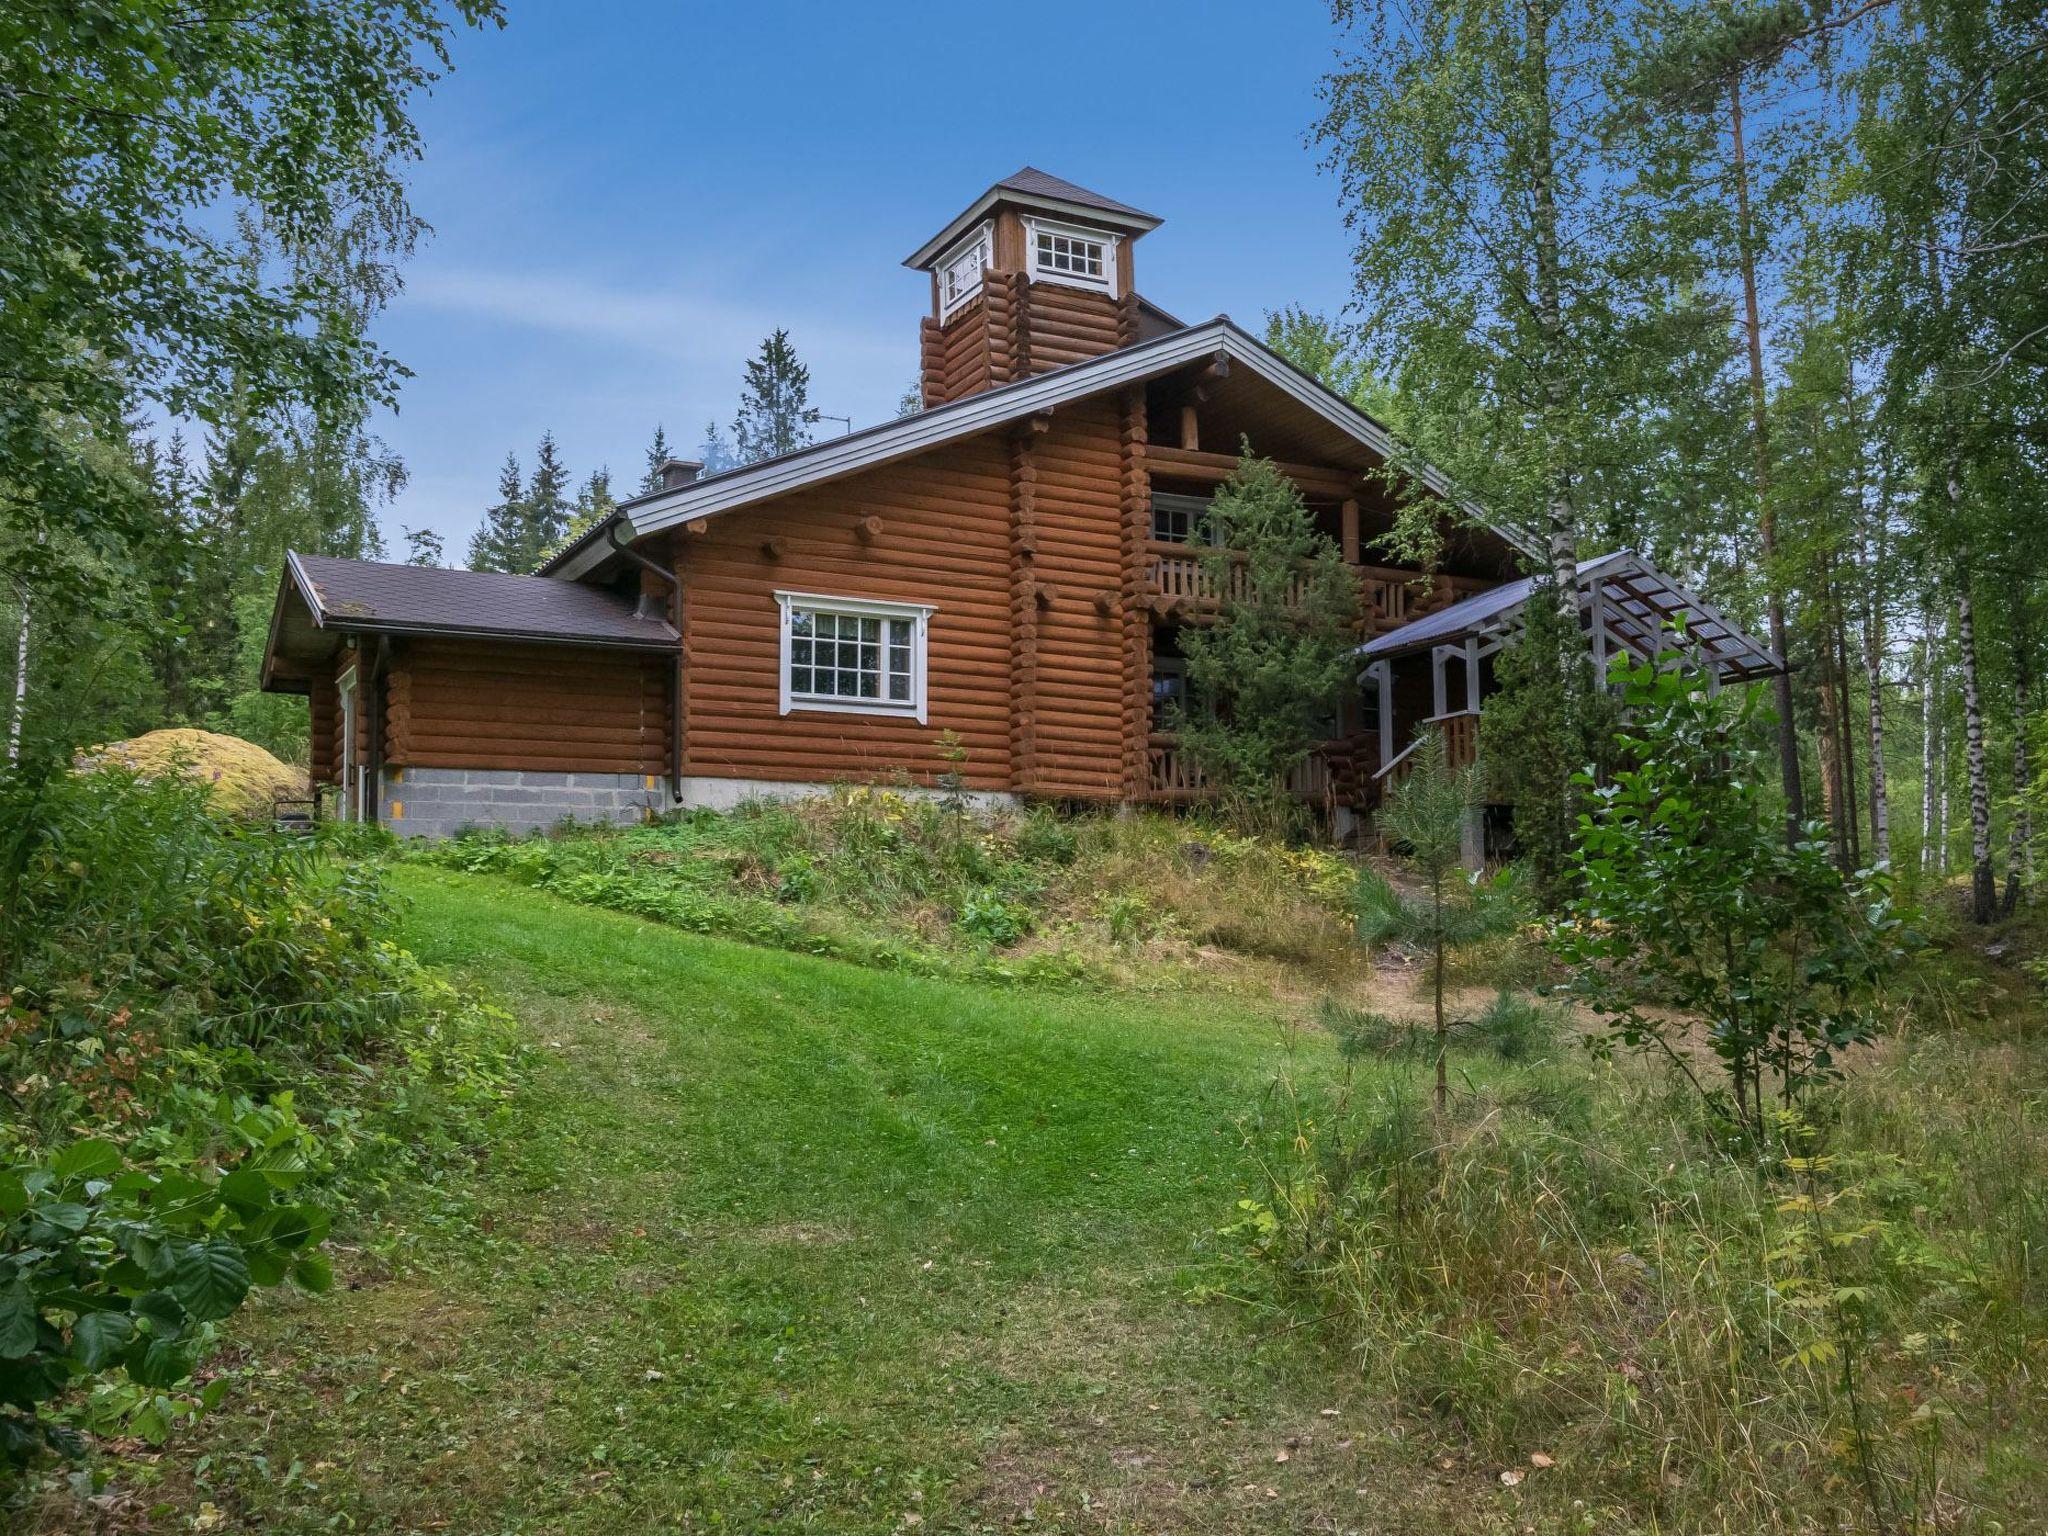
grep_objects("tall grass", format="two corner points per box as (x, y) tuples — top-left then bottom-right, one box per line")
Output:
(1233, 1035), (2045, 1532)
(414, 789), (1364, 986)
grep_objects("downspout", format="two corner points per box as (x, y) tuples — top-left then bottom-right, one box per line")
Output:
(607, 521), (684, 799)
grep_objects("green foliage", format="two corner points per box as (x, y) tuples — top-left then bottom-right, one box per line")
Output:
(1481, 586), (1617, 906)
(410, 792), (1364, 989)
(1174, 448), (1359, 807)
(733, 329), (820, 466)
(1467, 989), (1560, 1062)
(1361, 729), (1520, 1114)
(0, 0), (500, 618)
(1232, 1033), (2042, 1533)
(1554, 654), (1912, 1134)
(0, 765), (517, 1473)
(0, 1110), (332, 1466)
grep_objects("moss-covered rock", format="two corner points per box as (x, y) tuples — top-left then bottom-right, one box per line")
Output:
(78, 728), (306, 819)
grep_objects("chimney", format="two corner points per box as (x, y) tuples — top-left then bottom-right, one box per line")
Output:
(655, 457), (703, 491)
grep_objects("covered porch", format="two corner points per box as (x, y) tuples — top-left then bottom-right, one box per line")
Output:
(1352, 549), (1786, 824)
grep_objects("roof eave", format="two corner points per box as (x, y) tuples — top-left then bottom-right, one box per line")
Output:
(311, 615), (679, 652)
(903, 188), (1162, 270)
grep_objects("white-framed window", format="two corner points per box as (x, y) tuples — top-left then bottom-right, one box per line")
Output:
(937, 221), (992, 320)
(1024, 217), (1116, 293)
(776, 591), (934, 723)
(1150, 493), (1214, 544)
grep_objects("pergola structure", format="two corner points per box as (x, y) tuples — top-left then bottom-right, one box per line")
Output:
(1354, 549), (1784, 785)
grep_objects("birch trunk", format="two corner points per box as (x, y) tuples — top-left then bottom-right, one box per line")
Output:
(1919, 595), (1936, 873)
(1525, 0), (1578, 628)
(1956, 584), (1996, 922)
(1729, 77), (1803, 838)
(1847, 349), (1891, 869)
(5, 584), (26, 766)
(2003, 635), (2032, 915)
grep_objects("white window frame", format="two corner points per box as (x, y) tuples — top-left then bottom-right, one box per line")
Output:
(1149, 492), (1215, 545)
(775, 591), (935, 724)
(936, 221), (993, 320)
(1023, 216), (1117, 294)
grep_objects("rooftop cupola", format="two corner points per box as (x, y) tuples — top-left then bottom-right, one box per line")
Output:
(905, 168), (1161, 407)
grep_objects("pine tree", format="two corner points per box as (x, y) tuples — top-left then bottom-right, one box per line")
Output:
(468, 452), (524, 572)
(641, 425), (673, 494)
(732, 329), (819, 466)
(895, 382), (923, 419)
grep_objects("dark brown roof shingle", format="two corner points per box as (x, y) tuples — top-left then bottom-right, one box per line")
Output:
(288, 554), (678, 649)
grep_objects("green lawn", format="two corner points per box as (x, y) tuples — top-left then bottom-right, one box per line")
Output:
(74, 865), (1521, 1534)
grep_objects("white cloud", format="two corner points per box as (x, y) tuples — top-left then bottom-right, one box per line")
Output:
(401, 264), (908, 379)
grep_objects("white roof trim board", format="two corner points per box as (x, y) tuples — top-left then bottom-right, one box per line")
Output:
(550, 318), (1535, 582)
(1356, 550), (1784, 682)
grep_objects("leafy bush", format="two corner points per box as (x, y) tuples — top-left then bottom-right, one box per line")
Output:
(0, 763), (514, 1472)
(1013, 808), (1079, 866)
(956, 891), (1031, 947)
(1555, 656), (1913, 1135)
(0, 1113), (331, 1465)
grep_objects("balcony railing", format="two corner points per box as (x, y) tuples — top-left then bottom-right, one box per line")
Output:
(1144, 733), (1342, 806)
(1143, 541), (1492, 634)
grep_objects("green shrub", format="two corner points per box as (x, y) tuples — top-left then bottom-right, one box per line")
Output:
(1014, 808), (1080, 866)
(956, 890), (1031, 947)
(0, 763), (515, 1472)
(1467, 989), (1559, 1061)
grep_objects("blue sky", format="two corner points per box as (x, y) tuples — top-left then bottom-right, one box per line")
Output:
(379, 1), (1358, 553)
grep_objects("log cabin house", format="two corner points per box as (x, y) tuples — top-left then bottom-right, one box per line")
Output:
(260, 168), (1782, 841)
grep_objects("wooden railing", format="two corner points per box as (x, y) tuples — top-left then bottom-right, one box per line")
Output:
(1145, 733), (1336, 805)
(1371, 710), (1481, 794)
(1143, 542), (1492, 635)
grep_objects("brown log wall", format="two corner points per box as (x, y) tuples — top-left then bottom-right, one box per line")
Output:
(677, 434), (1017, 791)
(1013, 396), (1129, 797)
(383, 639), (669, 776)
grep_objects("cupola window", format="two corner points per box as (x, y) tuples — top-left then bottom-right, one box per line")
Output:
(937, 222), (992, 319)
(1025, 218), (1115, 293)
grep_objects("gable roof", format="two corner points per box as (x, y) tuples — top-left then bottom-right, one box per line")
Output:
(282, 553), (679, 650)
(546, 316), (1537, 581)
(1357, 550), (1783, 682)
(904, 166), (1163, 269)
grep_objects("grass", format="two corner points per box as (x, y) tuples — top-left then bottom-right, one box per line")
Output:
(31, 864), (1551, 1534)
(406, 790), (1365, 996)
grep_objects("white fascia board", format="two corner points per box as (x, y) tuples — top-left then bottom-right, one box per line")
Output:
(619, 319), (1535, 562)
(904, 190), (1160, 270)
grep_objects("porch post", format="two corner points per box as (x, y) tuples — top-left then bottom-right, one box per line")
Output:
(1589, 582), (1609, 677)
(1371, 661), (1393, 771)
(1462, 637), (1483, 869)
(1432, 646), (1447, 718)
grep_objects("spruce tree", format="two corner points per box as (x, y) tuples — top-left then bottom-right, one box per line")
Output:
(1175, 448), (1360, 816)
(732, 329), (819, 466)
(468, 452), (524, 572)
(641, 425), (673, 494)
(518, 432), (571, 571)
